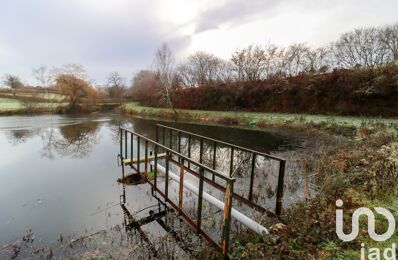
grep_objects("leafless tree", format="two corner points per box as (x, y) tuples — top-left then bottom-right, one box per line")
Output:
(262, 43), (280, 78)
(50, 63), (88, 82)
(32, 65), (52, 87)
(231, 45), (266, 82)
(2, 74), (23, 96)
(379, 23), (398, 63)
(153, 43), (177, 115)
(215, 60), (235, 83)
(106, 71), (126, 102)
(304, 47), (331, 73)
(176, 63), (195, 88)
(284, 43), (311, 76)
(273, 47), (289, 77)
(332, 27), (389, 68)
(178, 51), (223, 87)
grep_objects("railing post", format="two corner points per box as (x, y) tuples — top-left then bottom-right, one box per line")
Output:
(130, 132), (133, 162)
(178, 158), (185, 212)
(229, 148), (234, 177)
(275, 159), (286, 215)
(222, 179), (234, 258)
(124, 130), (127, 159)
(212, 141), (217, 181)
(197, 167), (204, 232)
(137, 136), (140, 173)
(248, 154), (256, 201)
(162, 127), (165, 146)
(165, 151), (170, 198)
(178, 131), (181, 154)
(169, 129), (173, 149)
(119, 128), (122, 159)
(188, 135), (191, 169)
(149, 151), (153, 173)
(199, 138), (203, 164)
(120, 128), (125, 179)
(154, 145), (158, 190)
(144, 140), (148, 174)
(155, 125), (159, 143)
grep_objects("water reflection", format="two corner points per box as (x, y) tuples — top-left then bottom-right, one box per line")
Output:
(0, 113), (317, 254)
(4, 119), (101, 159)
(119, 184), (197, 258)
(46, 121), (100, 158)
(6, 129), (38, 145)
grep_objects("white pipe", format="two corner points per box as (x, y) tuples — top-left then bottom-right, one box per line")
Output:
(151, 163), (269, 235)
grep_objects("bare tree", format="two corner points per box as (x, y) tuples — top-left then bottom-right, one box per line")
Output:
(304, 47), (331, 73)
(32, 65), (52, 87)
(106, 71), (126, 102)
(178, 51), (223, 87)
(262, 43), (280, 78)
(50, 63), (88, 82)
(176, 63), (195, 88)
(3, 74), (23, 96)
(231, 45), (266, 82)
(231, 48), (245, 81)
(332, 27), (389, 68)
(215, 60), (235, 83)
(153, 43), (177, 115)
(379, 23), (398, 63)
(284, 43), (311, 76)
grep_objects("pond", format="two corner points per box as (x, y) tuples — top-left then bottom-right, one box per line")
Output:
(0, 113), (311, 257)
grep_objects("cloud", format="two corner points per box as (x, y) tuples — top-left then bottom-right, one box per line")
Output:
(193, 0), (283, 34)
(0, 0), (397, 85)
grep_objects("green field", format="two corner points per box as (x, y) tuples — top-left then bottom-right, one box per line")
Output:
(1, 92), (66, 101)
(0, 98), (24, 111)
(0, 97), (67, 114)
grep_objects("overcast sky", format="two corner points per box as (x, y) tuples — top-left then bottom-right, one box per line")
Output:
(0, 0), (397, 85)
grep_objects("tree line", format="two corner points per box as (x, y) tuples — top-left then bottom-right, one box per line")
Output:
(1, 64), (129, 111)
(149, 22), (398, 90)
(131, 22), (398, 116)
(1, 64), (102, 111)
(2, 22), (397, 115)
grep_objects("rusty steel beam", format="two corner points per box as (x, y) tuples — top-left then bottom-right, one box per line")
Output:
(178, 158), (185, 211)
(222, 180), (233, 258)
(275, 159), (286, 216)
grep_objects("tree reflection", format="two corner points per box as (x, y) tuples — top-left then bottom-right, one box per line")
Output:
(6, 129), (37, 145)
(106, 118), (126, 145)
(40, 121), (100, 159)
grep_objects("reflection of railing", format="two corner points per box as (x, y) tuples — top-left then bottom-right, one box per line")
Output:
(119, 127), (235, 257)
(120, 184), (195, 256)
(155, 124), (286, 216)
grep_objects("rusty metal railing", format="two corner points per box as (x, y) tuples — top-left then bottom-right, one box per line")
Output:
(119, 127), (235, 257)
(155, 124), (286, 216)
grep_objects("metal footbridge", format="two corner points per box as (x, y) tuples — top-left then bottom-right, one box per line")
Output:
(118, 124), (286, 258)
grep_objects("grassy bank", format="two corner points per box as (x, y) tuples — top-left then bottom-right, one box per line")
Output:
(123, 102), (398, 131)
(0, 97), (68, 115)
(123, 102), (398, 259)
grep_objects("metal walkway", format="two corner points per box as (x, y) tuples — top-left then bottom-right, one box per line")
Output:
(118, 124), (286, 258)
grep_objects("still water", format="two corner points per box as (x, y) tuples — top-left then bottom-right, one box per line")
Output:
(0, 113), (304, 248)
